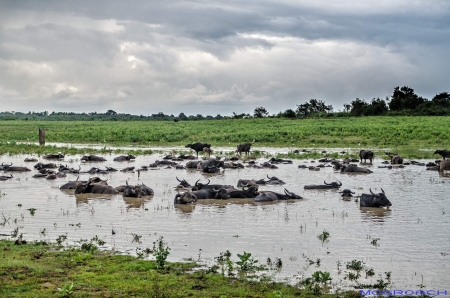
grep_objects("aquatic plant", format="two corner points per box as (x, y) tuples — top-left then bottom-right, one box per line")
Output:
(152, 236), (170, 269)
(317, 230), (330, 243)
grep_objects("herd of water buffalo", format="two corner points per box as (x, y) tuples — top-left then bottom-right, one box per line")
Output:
(1, 141), (450, 208)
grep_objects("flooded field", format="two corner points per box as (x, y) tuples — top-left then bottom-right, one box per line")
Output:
(0, 147), (449, 291)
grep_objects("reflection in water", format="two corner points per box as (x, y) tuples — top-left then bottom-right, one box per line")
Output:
(123, 196), (153, 208)
(75, 193), (117, 205)
(360, 207), (392, 222)
(174, 204), (196, 214)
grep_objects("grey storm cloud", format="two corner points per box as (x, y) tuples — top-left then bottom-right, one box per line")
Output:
(0, 0), (449, 115)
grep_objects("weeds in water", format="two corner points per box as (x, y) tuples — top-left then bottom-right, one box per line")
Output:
(365, 268), (375, 277)
(11, 227), (19, 238)
(57, 282), (74, 297)
(346, 259), (364, 271)
(56, 234), (67, 246)
(131, 233), (142, 244)
(40, 228), (46, 236)
(236, 251), (259, 272)
(371, 238), (380, 246)
(152, 236), (170, 269)
(317, 230), (330, 243)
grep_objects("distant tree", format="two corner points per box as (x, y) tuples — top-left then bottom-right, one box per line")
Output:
(389, 86), (426, 111)
(343, 104), (351, 113)
(178, 113), (188, 120)
(366, 98), (388, 115)
(283, 109), (296, 118)
(106, 109), (117, 115)
(349, 98), (368, 116)
(296, 99), (333, 118)
(254, 107), (269, 118)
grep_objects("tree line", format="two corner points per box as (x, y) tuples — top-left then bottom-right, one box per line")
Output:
(0, 86), (448, 121)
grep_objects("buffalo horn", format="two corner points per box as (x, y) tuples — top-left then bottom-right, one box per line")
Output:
(381, 188), (385, 194)
(284, 188), (291, 196)
(338, 181), (342, 186)
(324, 180), (330, 185)
(369, 188), (380, 197)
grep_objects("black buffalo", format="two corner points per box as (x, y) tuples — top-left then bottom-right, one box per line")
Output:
(227, 185), (260, 198)
(2, 163), (31, 172)
(44, 153), (65, 159)
(24, 158), (38, 162)
(81, 155), (107, 162)
(360, 189), (392, 207)
(60, 177), (106, 190)
(174, 188), (230, 204)
(268, 157), (293, 164)
(434, 150), (450, 160)
(185, 143), (211, 158)
(359, 150), (374, 163)
(304, 181), (342, 189)
(340, 164), (373, 174)
(122, 182), (154, 197)
(74, 178), (118, 194)
(176, 177), (192, 188)
(113, 154), (136, 161)
(236, 178), (266, 187)
(197, 158), (224, 173)
(34, 162), (57, 170)
(254, 189), (303, 202)
(236, 140), (255, 156)
(385, 152), (403, 164)
(339, 189), (355, 200)
(265, 175), (286, 185)
(192, 179), (233, 191)
(0, 174), (13, 181)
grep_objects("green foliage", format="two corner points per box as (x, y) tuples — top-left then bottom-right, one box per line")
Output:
(153, 236), (171, 269)
(317, 230), (330, 243)
(235, 251), (259, 272)
(346, 260), (364, 271)
(57, 282), (74, 297)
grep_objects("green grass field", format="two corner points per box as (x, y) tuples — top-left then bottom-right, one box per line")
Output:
(0, 117), (449, 159)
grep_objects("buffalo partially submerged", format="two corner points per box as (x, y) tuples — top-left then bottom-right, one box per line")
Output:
(265, 175), (286, 185)
(174, 187), (230, 204)
(359, 150), (374, 164)
(236, 140), (255, 156)
(268, 157), (293, 164)
(434, 150), (450, 160)
(237, 178), (266, 187)
(34, 162), (57, 170)
(227, 185), (260, 198)
(185, 143), (211, 159)
(254, 189), (302, 202)
(122, 182), (154, 197)
(81, 155), (107, 162)
(192, 179), (233, 191)
(60, 177), (105, 190)
(24, 158), (38, 162)
(176, 177), (192, 188)
(360, 189), (392, 208)
(113, 154), (136, 162)
(340, 164), (373, 174)
(2, 163), (31, 172)
(339, 189), (355, 200)
(74, 178), (118, 195)
(44, 153), (64, 159)
(197, 158), (224, 173)
(385, 152), (403, 164)
(304, 181), (342, 190)
(0, 174), (13, 181)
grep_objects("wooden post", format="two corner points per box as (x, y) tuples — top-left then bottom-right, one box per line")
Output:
(39, 128), (45, 146)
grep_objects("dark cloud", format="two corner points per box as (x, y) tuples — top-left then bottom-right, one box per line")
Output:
(0, 0), (449, 115)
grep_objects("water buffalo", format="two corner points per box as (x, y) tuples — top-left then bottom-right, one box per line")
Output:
(304, 181), (342, 189)
(268, 157), (293, 164)
(339, 189), (355, 200)
(360, 189), (392, 207)
(186, 160), (202, 168)
(236, 140), (255, 156)
(227, 185), (260, 198)
(185, 143), (211, 158)
(359, 150), (374, 163)
(202, 147), (213, 157)
(385, 152), (403, 164)
(2, 163), (31, 172)
(120, 166), (135, 173)
(197, 158), (224, 173)
(0, 174), (13, 181)
(223, 161), (245, 169)
(254, 189), (303, 202)
(44, 153), (65, 159)
(81, 155), (107, 162)
(75, 179), (119, 195)
(122, 182), (154, 197)
(60, 177), (106, 190)
(434, 150), (450, 160)
(113, 154), (136, 161)
(34, 162), (57, 170)
(176, 177), (192, 189)
(340, 164), (373, 174)
(265, 175), (286, 185)
(193, 179), (233, 191)
(24, 158), (38, 162)
(439, 160), (450, 171)
(237, 178), (266, 187)
(174, 188), (230, 203)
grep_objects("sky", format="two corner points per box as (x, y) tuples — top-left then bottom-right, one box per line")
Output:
(0, 0), (449, 116)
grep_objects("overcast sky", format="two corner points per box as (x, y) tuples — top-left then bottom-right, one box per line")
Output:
(0, 0), (449, 116)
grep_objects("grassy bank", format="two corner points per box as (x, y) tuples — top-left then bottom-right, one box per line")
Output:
(0, 117), (449, 159)
(0, 240), (363, 297)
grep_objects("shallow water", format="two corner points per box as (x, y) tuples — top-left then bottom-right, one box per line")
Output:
(0, 149), (449, 291)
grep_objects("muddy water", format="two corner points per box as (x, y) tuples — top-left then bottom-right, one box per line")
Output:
(0, 150), (449, 290)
